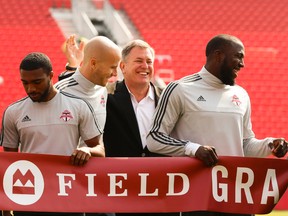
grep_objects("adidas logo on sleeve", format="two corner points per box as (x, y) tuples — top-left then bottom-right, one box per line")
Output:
(21, 115), (31, 122)
(197, 96), (206, 101)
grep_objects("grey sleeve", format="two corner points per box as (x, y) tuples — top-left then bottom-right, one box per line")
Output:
(147, 82), (190, 156)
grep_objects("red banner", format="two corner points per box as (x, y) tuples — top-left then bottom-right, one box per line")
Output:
(0, 152), (287, 214)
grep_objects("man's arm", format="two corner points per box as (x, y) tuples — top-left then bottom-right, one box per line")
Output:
(69, 97), (105, 166)
(64, 34), (85, 68)
(244, 137), (287, 158)
(147, 82), (189, 155)
(58, 34), (85, 81)
(242, 96), (287, 158)
(1, 107), (20, 152)
(147, 82), (218, 167)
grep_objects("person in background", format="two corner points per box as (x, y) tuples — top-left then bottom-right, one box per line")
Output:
(146, 34), (287, 216)
(59, 35), (88, 80)
(60, 38), (179, 216)
(1, 52), (104, 216)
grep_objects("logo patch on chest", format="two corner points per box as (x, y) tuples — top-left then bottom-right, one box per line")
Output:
(100, 95), (106, 107)
(232, 94), (241, 106)
(60, 110), (73, 122)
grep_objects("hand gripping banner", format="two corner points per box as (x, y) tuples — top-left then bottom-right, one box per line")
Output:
(0, 152), (287, 214)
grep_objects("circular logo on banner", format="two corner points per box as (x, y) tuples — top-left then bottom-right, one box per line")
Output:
(3, 160), (44, 205)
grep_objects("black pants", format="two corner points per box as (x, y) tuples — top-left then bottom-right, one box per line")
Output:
(182, 212), (254, 216)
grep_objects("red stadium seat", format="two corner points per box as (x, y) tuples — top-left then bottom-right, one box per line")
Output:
(0, 0), (67, 122)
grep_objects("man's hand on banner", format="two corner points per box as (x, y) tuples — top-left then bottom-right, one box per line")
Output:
(269, 139), (288, 158)
(70, 147), (91, 166)
(195, 145), (218, 167)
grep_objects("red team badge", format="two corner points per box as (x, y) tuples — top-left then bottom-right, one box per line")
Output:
(100, 95), (105, 107)
(60, 110), (73, 122)
(232, 94), (241, 106)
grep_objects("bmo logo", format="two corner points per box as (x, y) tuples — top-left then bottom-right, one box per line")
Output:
(3, 160), (44, 205)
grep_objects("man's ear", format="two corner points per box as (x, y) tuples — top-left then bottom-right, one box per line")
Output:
(50, 71), (54, 79)
(119, 61), (126, 74)
(214, 50), (224, 63)
(90, 57), (97, 69)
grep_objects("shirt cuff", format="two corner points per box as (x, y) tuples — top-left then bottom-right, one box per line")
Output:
(185, 142), (201, 157)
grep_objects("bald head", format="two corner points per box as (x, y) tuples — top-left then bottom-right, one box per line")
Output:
(205, 34), (244, 58)
(204, 34), (245, 86)
(82, 36), (121, 63)
(79, 36), (121, 86)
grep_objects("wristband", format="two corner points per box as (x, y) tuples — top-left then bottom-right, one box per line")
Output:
(65, 63), (77, 71)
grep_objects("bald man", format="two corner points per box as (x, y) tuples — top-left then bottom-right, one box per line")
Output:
(55, 36), (120, 216)
(55, 35), (121, 131)
(79, 36), (121, 86)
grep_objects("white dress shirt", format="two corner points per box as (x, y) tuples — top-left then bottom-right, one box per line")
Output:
(129, 85), (155, 148)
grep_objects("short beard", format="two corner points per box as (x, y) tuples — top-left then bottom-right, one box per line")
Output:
(219, 61), (235, 86)
(31, 81), (51, 102)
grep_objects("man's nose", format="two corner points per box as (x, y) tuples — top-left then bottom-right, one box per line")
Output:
(26, 84), (36, 93)
(111, 69), (118, 77)
(240, 59), (245, 68)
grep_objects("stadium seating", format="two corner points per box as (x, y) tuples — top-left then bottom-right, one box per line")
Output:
(0, 0), (68, 122)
